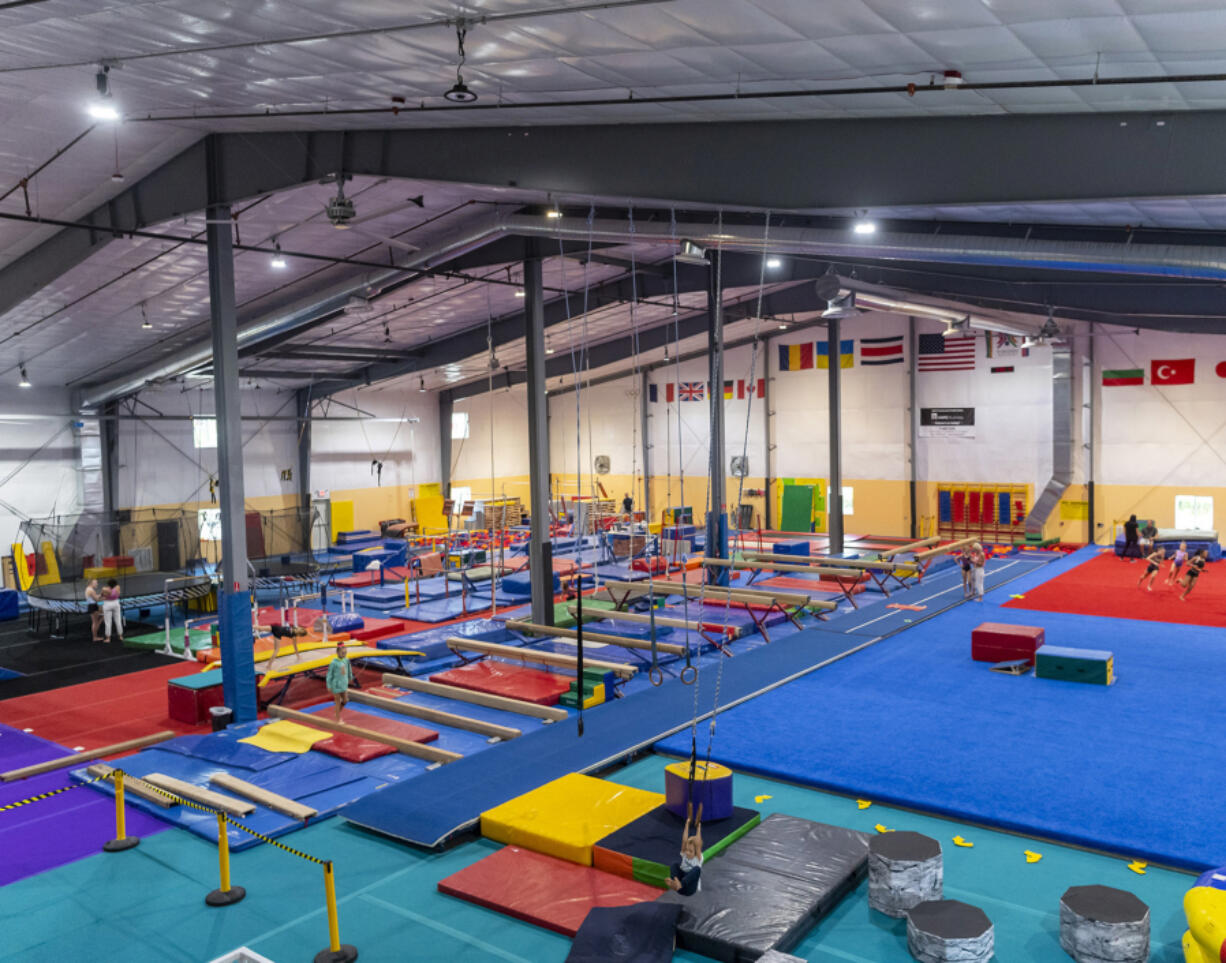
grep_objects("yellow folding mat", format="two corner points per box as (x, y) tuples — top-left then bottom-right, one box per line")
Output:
(480, 772), (663, 866)
(238, 720), (332, 754)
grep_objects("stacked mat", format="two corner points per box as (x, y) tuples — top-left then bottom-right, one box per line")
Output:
(659, 814), (870, 961)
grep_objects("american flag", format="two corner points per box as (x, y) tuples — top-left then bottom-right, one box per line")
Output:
(679, 381), (705, 401)
(918, 333), (976, 372)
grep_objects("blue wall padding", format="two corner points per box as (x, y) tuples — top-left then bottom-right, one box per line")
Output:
(999, 492), (1011, 523)
(0, 589), (18, 621)
(938, 490), (952, 523)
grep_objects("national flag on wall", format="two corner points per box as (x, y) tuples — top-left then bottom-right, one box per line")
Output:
(737, 378), (765, 399)
(859, 335), (904, 366)
(666, 383), (676, 403)
(778, 342), (814, 371)
(917, 333), (976, 372)
(990, 366), (1014, 374)
(723, 380), (734, 399)
(679, 381), (705, 401)
(1151, 358), (1195, 385)
(648, 384), (658, 402)
(1102, 368), (1143, 387)
(816, 339), (855, 369)
(1217, 361), (1226, 379)
(985, 332), (1030, 359)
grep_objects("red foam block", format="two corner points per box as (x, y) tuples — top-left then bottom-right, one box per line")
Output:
(438, 845), (659, 937)
(430, 661), (573, 706)
(971, 621), (1045, 664)
(310, 707), (439, 761)
(313, 734), (397, 762)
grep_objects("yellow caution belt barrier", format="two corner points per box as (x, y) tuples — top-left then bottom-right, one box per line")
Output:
(0, 773), (106, 812)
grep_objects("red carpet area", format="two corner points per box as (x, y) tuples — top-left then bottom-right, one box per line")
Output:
(1003, 549), (1226, 627)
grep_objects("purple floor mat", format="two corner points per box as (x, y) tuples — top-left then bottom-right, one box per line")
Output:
(0, 726), (168, 885)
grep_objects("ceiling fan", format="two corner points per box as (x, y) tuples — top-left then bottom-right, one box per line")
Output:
(319, 174), (425, 254)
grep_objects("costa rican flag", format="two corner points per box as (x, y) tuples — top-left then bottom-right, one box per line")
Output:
(679, 381), (705, 401)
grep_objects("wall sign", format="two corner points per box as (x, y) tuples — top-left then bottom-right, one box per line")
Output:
(919, 407), (976, 439)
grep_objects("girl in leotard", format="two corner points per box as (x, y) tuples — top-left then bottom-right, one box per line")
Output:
(959, 552), (972, 598)
(1179, 550), (1208, 601)
(1164, 542), (1188, 586)
(1137, 548), (1165, 591)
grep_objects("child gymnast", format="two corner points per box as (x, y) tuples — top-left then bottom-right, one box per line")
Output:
(1137, 547), (1165, 591)
(666, 802), (704, 896)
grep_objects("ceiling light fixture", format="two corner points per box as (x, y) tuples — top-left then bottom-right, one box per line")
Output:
(444, 20), (478, 103)
(140, 302), (152, 330)
(514, 290), (525, 298)
(418, 376), (426, 393)
(852, 219), (877, 235)
(18, 365), (31, 388)
(87, 66), (120, 121)
(777, 323), (788, 330)
(270, 241), (287, 270)
(674, 240), (709, 266)
(765, 256), (782, 269)
(546, 344), (555, 355)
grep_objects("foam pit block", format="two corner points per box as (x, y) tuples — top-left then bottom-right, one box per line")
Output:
(566, 902), (685, 962)
(774, 540), (809, 557)
(312, 734), (397, 762)
(480, 773), (663, 865)
(309, 708), (439, 761)
(1036, 644), (1114, 685)
(438, 845), (660, 937)
(659, 814), (870, 961)
(431, 661), (574, 706)
(664, 760), (735, 821)
(326, 613), (365, 633)
(971, 622), (1045, 665)
(593, 803), (760, 887)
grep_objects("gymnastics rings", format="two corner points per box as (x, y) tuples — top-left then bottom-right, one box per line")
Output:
(679, 664), (697, 685)
(648, 665), (665, 687)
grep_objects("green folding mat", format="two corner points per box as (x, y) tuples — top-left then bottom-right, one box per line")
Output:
(123, 626), (213, 654)
(779, 484), (815, 533)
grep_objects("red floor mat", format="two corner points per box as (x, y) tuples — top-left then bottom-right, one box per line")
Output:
(430, 661), (573, 705)
(438, 845), (659, 937)
(1004, 550), (1226, 627)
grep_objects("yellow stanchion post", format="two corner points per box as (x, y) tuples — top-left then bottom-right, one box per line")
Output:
(205, 812), (245, 906)
(102, 769), (140, 852)
(314, 860), (357, 963)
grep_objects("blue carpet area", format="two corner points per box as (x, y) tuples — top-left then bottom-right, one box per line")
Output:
(0, 667), (23, 680)
(657, 582), (1226, 870)
(342, 619), (881, 847)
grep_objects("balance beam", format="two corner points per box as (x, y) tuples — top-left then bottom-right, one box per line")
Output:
(84, 764), (175, 808)
(702, 557), (862, 578)
(744, 551), (908, 572)
(142, 772), (256, 817)
(446, 637), (637, 679)
(1, 730), (176, 782)
(209, 772), (318, 821)
(564, 605), (732, 637)
(878, 536), (940, 559)
(507, 618), (688, 655)
(266, 705), (463, 765)
(381, 673), (568, 721)
(347, 689), (522, 741)
(598, 578), (828, 611)
(912, 536), (978, 562)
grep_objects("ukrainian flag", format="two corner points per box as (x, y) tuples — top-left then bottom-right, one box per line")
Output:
(778, 343), (814, 371)
(817, 339), (854, 369)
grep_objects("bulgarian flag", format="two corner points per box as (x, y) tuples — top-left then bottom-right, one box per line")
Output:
(1102, 368), (1144, 387)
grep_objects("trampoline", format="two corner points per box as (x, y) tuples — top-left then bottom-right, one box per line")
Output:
(26, 572), (212, 614)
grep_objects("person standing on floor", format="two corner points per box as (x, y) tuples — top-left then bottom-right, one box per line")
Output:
(84, 578), (103, 642)
(1137, 547), (1165, 591)
(100, 578), (123, 643)
(959, 551), (973, 598)
(621, 492), (634, 518)
(326, 641), (354, 722)
(1122, 515), (1140, 560)
(969, 542), (987, 601)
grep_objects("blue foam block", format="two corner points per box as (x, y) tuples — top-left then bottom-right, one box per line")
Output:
(0, 588), (18, 622)
(390, 596), (490, 623)
(774, 540), (809, 557)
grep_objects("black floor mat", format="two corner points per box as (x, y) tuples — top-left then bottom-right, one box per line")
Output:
(0, 617), (175, 699)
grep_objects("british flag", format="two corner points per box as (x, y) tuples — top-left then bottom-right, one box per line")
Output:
(679, 381), (705, 401)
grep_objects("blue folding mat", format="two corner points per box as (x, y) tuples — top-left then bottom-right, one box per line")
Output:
(376, 619), (512, 662)
(342, 621), (874, 848)
(389, 595), (491, 622)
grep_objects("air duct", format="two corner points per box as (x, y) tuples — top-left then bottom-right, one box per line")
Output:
(1024, 340), (1074, 536)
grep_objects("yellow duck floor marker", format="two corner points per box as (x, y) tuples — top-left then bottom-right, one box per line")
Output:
(857, 800), (872, 810)
(754, 794), (773, 804)
(875, 824), (892, 834)
(952, 836), (974, 848)
(1009, 593), (1026, 599)
(1127, 860), (1147, 875)
(1024, 850), (1043, 863)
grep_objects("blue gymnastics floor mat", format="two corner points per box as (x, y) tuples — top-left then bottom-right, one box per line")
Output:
(342, 620), (877, 848)
(656, 594), (1226, 871)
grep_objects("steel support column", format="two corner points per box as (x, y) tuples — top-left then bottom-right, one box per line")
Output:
(908, 316), (918, 540)
(523, 239), (554, 625)
(640, 369), (652, 522)
(706, 249), (728, 585)
(762, 341), (773, 530)
(206, 144), (256, 724)
(439, 392), (454, 498)
(296, 388), (313, 549)
(826, 316), (844, 554)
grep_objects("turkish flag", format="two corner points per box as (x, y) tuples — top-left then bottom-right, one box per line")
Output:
(1151, 358), (1195, 385)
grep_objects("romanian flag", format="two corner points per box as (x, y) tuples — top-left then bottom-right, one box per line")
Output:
(817, 339), (855, 369)
(1102, 368), (1143, 387)
(778, 343), (814, 371)
(737, 378), (765, 399)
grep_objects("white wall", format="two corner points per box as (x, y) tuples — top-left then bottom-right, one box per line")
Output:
(0, 386), (83, 548)
(452, 383), (530, 489)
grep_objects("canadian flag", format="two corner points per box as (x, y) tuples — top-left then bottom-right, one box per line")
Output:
(1151, 358), (1195, 385)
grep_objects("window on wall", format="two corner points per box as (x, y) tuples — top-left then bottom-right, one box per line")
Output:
(192, 417), (217, 449)
(842, 486), (854, 516)
(1175, 494), (1213, 531)
(197, 508), (221, 541)
(451, 411), (470, 440)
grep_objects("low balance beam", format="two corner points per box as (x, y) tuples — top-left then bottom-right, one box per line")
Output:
(878, 536), (940, 559)
(702, 557), (862, 578)
(744, 551), (908, 572)
(209, 771), (318, 820)
(446, 637), (637, 679)
(506, 618), (688, 655)
(381, 673), (567, 721)
(912, 536), (978, 562)
(565, 605), (723, 636)
(142, 773), (256, 817)
(347, 689), (522, 741)
(598, 579), (834, 612)
(84, 764), (175, 808)
(266, 705), (463, 765)
(1, 730), (176, 782)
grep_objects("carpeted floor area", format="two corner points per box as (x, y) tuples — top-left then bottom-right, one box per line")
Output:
(1004, 548), (1226, 627)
